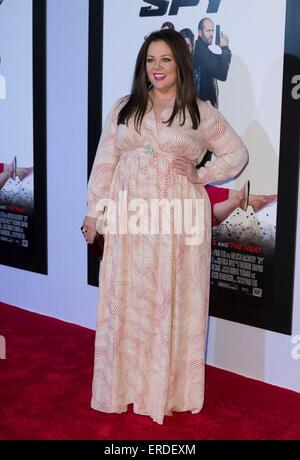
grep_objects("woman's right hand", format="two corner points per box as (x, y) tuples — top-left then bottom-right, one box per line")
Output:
(82, 216), (97, 244)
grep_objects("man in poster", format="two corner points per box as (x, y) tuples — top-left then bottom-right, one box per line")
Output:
(193, 17), (231, 107)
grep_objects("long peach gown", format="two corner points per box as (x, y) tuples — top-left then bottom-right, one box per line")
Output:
(87, 97), (248, 424)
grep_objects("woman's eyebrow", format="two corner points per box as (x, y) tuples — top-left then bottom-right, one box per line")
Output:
(147, 54), (172, 57)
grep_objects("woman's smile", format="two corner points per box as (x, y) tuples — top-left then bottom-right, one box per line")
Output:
(153, 73), (166, 81)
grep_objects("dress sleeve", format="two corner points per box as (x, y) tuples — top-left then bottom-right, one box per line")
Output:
(86, 99), (122, 218)
(196, 100), (249, 186)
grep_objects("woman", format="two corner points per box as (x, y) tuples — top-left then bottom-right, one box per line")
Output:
(82, 30), (248, 424)
(180, 28), (194, 53)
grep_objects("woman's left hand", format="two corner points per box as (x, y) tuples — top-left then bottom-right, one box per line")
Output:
(172, 155), (199, 184)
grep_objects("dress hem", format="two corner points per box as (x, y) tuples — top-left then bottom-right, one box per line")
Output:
(91, 399), (204, 425)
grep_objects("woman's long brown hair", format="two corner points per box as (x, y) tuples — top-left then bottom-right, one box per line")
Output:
(117, 29), (200, 132)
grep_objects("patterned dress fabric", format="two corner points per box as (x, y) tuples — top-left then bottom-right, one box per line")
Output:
(87, 97), (248, 424)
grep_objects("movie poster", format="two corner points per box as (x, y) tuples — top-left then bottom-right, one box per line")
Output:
(88, 0), (299, 334)
(0, 0), (47, 274)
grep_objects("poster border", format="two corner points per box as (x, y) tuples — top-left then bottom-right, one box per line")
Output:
(87, 0), (103, 285)
(87, 0), (299, 335)
(209, 0), (300, 335)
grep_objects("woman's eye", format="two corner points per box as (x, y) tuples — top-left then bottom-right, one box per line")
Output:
(146, 59), (154, 63)
(162, 58), (171, 63)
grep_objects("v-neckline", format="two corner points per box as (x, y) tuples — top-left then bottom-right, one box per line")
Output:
(148, 94), (176, 125)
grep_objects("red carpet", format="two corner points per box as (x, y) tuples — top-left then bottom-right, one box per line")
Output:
(0, 301), (300, 440)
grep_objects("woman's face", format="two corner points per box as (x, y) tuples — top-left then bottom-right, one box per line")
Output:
(146, 40), (177, 94)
